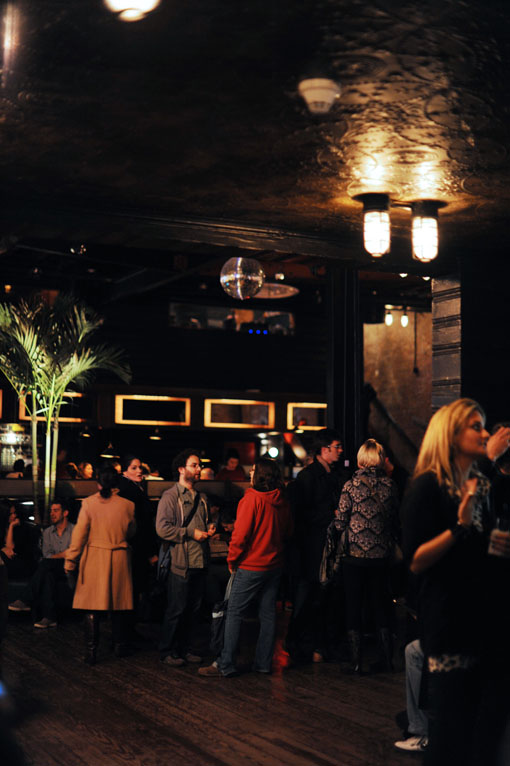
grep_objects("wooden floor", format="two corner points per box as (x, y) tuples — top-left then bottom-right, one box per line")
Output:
(2, 611), (416, 766)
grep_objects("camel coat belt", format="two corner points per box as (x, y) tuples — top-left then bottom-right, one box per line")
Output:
(65, 491), (136, 611)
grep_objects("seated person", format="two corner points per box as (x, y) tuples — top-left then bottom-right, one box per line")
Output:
(5, 459), (25, 479)
(31, 500), (75, 629)
(216, 449), (247, 482)
(394, 639), (429, 753)
(77, 462), (94, 480)
(1, 503), (39, 611)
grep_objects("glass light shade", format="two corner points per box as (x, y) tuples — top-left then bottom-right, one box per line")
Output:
(298, 78), (341, 114)
(412, 216), (438, 262)
(103, 0), (160, 20)
(401, 312), (409, 328)
(220, 257), (265, 300)
(364, 210), (391, 257)
(384, 311), (393, 326)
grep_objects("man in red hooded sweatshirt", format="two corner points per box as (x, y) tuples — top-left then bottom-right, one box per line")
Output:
(199, 457), (293, 677)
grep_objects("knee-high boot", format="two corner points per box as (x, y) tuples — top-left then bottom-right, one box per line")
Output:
(347, 629), (362, 674)
(84, 612), (99, 665)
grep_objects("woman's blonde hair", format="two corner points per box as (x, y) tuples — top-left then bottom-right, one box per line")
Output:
(357, 438), (386, 469)
(413, 397), (485, 496)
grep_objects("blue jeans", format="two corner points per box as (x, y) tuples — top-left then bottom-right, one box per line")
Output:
(218, 567), (282, 676)
(405, 639), (428, 737)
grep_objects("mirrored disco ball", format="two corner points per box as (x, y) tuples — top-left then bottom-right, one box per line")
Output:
(220, 257), (265, 300)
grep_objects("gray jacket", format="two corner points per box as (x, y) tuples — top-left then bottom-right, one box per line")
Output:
(155, 484), (210, 577)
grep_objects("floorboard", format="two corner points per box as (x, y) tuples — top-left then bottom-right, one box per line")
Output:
(2, 612), (416, 766)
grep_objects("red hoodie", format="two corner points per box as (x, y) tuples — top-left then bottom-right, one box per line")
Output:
(227, 487), (293, 571)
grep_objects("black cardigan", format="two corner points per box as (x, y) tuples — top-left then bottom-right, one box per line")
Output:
(402, 472), (488, 658)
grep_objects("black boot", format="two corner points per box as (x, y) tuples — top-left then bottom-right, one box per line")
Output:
(376, 627), (394, 672)
(84, 612), (99, 665)
(347, 629), (362, 674)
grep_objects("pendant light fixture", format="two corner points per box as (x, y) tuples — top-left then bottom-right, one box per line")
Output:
(411, 200), (447, 262)
(353, 193), (391, 258)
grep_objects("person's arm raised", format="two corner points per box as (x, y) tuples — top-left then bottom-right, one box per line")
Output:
(410, 478), (477, 575)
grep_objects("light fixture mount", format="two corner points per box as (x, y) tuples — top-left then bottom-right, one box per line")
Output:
(410, 199), (447, 217)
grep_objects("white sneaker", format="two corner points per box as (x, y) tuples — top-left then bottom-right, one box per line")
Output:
(394, 735), (429, 752)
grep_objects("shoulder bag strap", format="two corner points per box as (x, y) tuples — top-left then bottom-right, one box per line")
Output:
(181, 490), (202, 528)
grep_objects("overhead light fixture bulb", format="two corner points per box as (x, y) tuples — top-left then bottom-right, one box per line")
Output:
(411, 200), (447, 262)
(103, 0), (161, 21)
(354, 193), (391, 258)
(401, 311), (409, 328)
(384, 310), (393, 327)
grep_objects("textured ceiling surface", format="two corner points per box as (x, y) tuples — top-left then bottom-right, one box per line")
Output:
(1, 0), (510, 280)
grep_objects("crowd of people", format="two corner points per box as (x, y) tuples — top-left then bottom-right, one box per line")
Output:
(1, 400), (510, 764)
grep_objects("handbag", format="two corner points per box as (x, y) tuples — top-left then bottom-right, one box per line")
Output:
(210, 572), (235, 656)
(319, 525), (348, 586)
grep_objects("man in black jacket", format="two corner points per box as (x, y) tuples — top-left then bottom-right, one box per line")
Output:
(286, 428), (347, 663)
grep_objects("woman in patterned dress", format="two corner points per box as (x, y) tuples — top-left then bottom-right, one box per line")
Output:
(330, 438), (399, 674)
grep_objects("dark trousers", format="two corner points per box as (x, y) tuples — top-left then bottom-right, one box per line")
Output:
(286, 578), (342, 660)
(342, 559), (390, 631)
(159, 569), (206, 659)
(0, 566), (7, 643)
(31, 559), (70, 621)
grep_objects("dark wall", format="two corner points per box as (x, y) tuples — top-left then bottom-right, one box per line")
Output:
(461, 255), (510, 428)
(101, 293), (328, 394)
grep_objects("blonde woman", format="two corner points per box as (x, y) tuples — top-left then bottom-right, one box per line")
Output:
(402, 398), (510, 766)
(330, 438), (399, 674)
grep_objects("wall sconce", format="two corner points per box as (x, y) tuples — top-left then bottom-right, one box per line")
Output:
(298, 78), (341, 115)
(103, 0), (160, 21)
(353, 194), (391, 258)
(401, 310), (409, 328)
(411, 200), (447, 262)
(384, 309), (393, 326)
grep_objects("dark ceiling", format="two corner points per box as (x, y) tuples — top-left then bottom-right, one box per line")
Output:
(1, 0), (510, 305)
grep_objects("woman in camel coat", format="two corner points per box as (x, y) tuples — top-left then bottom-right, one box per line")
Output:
(65, 465), (136, 664)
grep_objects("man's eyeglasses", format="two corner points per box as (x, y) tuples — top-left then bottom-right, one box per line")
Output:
(327, 444), (343, 450)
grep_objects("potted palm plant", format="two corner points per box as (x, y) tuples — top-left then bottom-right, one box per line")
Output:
(0, 293), (131, 522)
